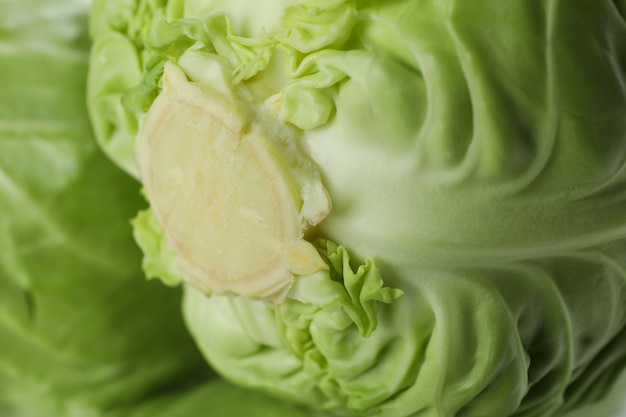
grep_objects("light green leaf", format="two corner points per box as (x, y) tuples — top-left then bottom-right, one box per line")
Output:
(0, 0), (209, 415)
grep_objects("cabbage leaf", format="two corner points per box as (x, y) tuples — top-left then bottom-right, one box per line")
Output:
(0, 0), (209, 415)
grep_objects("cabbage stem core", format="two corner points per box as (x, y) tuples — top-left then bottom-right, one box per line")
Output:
(135, 63), (327, 302)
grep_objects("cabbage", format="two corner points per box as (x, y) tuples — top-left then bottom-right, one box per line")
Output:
(87, 0), (626, 416)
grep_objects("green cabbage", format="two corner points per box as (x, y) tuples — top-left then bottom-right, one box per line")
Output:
(87, 0), (626, 416)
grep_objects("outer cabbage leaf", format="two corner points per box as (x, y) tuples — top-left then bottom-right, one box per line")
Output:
(305, 0), (626, 270)
(128, 377), (325, 417)
(0, 0), (209, 415)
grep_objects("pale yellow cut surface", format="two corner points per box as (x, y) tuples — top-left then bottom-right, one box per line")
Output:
(135, 64), (326, 302)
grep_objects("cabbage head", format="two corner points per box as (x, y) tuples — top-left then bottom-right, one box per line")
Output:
(87, 0), (626, 416)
